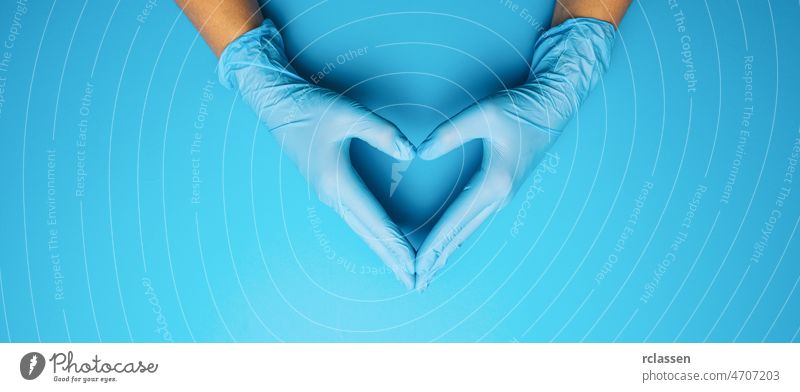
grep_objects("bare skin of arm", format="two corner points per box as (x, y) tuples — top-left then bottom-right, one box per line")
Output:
(174, 0), (264, 57)
(175, 0), (630, 57)
(552, 0), (633, 27)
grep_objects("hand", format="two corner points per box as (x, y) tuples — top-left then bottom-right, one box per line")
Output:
(219, 20), (417, 288)
(415, 18), (617, 290)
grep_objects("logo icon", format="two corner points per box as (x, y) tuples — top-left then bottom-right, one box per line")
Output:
(20, 352), (45, 380)
(390, 161), (411, 197)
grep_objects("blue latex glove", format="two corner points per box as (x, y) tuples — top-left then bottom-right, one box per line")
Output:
(219, 19), (417, 288)
(415, 18), (616, 290)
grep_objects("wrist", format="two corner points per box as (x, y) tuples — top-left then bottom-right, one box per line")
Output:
(218, 18), (303, 91)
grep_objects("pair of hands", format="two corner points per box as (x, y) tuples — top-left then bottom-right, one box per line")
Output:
(219, 18), (616, 291)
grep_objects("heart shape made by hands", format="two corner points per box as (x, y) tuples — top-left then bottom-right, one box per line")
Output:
(350, 111), (483, 250)
(273, 0), (550, 253)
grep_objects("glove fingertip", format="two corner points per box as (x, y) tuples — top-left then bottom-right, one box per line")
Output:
(389, 238), (416, 275)
(415, 251), (436, 278)
(419, 119), (462, 160)
(394, 268), (414, 290)
(416, 271), (437, 292)
(395, 138), (416, 161)
(382, 238), (416, 279)
(359, 119), (416, 160)
(405, 257), (416, 276)
(417, 141), (444, 161)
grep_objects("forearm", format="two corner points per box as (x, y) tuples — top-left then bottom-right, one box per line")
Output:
(551, 0), (632, 27)
(174, 0), (264, 57)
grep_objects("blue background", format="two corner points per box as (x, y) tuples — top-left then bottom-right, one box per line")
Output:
(1, 0), (799, 342)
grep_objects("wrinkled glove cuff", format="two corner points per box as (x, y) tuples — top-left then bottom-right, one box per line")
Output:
(217, 18), (303, 91)
(516, 17), (616, 131)
(530, 17), (616, 86)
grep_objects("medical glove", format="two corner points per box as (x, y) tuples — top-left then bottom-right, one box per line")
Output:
(219, 19), (417, 288)
(415, 18), (616, 290)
